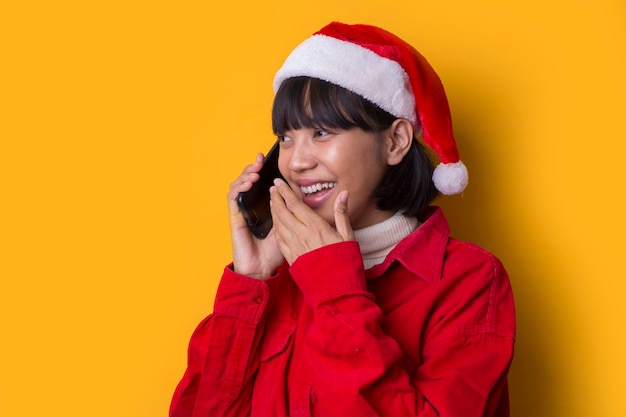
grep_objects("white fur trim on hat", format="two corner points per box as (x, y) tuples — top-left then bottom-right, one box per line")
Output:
(273, 34), (417, 125)
(432, 161), (469, 195)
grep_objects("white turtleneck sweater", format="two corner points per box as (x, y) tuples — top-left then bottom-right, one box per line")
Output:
(353, 212), (420, 269)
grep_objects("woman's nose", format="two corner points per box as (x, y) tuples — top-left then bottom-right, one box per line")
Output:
(288, 138), (316, 172)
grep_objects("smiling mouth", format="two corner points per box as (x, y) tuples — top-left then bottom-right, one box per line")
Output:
(300, 182), (337, 196)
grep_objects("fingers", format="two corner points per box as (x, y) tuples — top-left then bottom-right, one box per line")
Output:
(271, 178), (354, 240)
(272, 178), (319, 222)
(334, 190), (355, 241)
(269, 179), (357, 265)
(269, 178), (305, 229)
(227, 153), (264, 201)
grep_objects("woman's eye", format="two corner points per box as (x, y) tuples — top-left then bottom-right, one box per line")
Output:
(277, 135), (292, 142)
(314, 129), (330, 137)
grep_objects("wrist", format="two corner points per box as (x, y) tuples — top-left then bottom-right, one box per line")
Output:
(232, 264), (275, 280)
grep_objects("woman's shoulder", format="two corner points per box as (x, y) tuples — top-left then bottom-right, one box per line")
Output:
(416, 206), (506, 268)
(446, 236), (505, 267)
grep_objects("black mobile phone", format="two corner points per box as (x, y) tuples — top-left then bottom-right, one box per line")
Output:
(237, 141), (285, 239)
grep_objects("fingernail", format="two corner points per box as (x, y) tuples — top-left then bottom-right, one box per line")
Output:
(273, 178), (282, 186)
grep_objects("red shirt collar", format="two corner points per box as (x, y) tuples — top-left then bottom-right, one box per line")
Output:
(364, 206), (450, 284)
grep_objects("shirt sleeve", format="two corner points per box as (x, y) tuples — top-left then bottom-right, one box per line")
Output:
(169, 265), (271, 417)
(289, 241), (515, 417)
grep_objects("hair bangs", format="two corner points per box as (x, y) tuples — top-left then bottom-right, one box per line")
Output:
(272, 77), (396, 134)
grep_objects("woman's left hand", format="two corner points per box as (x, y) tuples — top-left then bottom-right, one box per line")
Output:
(269, 178), (355, 265)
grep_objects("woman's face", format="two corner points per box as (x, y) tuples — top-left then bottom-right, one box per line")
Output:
(277, 127), (393, 229)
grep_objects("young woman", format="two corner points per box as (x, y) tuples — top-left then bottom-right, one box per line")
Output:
(170, 22), (515, 417)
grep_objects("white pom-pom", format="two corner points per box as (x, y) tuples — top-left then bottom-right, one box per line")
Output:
(432, 161), (469, 195)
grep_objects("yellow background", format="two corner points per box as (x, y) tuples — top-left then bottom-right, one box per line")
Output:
(1, 1), (625, 416)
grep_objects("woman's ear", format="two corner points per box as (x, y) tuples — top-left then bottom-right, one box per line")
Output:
(384, 119), (413, 166)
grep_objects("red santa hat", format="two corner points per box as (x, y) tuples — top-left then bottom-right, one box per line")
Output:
(273, 22), (468, 195)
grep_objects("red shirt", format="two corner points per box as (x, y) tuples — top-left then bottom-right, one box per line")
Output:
(170, 207), (515, 417)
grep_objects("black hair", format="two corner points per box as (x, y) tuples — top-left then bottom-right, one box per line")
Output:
(272, 76), (439, 218)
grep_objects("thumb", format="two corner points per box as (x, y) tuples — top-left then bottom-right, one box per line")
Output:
(334, 190), (355, 241)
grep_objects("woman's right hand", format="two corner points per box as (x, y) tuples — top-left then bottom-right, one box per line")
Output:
(227, 152), (284, 279)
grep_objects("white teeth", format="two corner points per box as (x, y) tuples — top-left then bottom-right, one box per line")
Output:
(300, 182), (336, 195)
